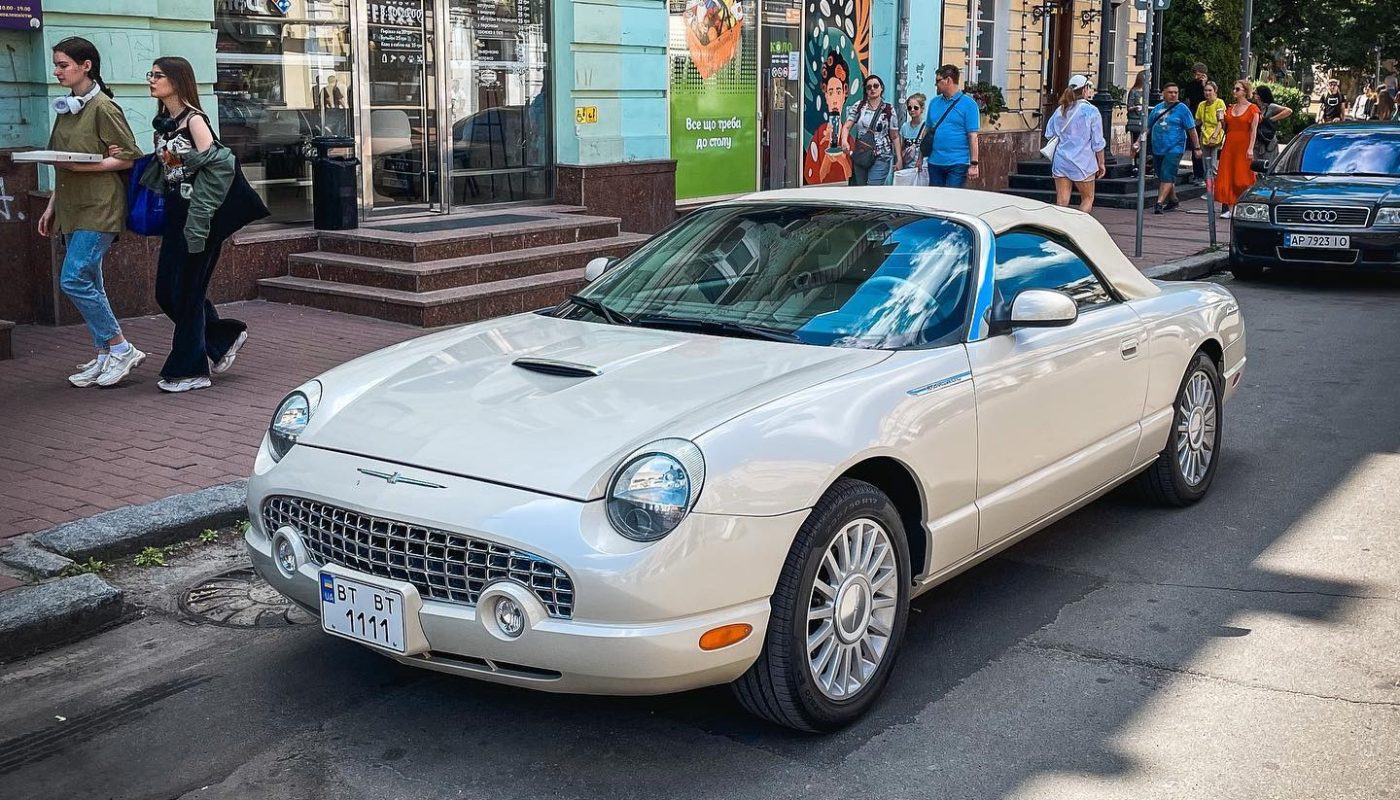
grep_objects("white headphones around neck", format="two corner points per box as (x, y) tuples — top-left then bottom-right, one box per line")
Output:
(53, 82), (102, 115)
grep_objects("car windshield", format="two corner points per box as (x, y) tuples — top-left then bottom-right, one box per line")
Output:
(560, 204), (976, 349)
(1286, 130), (1400, 176)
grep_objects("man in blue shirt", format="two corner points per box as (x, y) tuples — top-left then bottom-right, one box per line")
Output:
(1132, 82), (1202, 213)
(918, 64), (981, 187)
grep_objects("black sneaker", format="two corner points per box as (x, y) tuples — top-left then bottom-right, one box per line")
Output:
(1153, 203), (1164, 215)
(1163, 200), (1180, 212)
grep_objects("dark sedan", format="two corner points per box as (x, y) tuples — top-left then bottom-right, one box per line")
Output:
(1230, 122), (1400, 278)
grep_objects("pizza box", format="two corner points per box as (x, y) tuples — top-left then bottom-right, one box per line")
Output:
(10, 151), (104, 164)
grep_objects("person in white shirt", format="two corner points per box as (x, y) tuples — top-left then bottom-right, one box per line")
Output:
(1044, 74), (1107, 212)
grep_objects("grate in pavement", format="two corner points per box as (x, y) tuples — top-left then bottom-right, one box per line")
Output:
(179, 567), (313, 628)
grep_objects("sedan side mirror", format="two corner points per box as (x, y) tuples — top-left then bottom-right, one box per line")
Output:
(1009, 289), (1078, 328)
(1250, 158), (1270, 173)
(584, 256), (616, 283)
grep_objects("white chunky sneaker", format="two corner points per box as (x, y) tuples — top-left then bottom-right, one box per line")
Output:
(95, 347), (147, 387)
(157, 376), (212, 393)
(68, 358), (106, 388)
(211, 331), (248, 375)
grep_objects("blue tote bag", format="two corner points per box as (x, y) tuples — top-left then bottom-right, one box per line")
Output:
(126, 154), (165, 236)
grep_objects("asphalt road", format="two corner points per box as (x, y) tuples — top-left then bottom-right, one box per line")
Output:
(2, 271), (1398, 800)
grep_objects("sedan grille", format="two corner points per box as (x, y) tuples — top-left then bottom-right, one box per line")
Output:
(1274, 205), (1371, 227)
(262, 496), (575, 619)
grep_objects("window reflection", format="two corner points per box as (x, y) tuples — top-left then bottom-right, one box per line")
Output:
(1297, 132), (1400, 177)
(993, 231), (1113, 309)
(215, 0), (353, 222)
(575, 205), (976, 349)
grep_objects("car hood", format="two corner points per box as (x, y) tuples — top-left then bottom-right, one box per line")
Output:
(1247, 174), (1400, 205)
(303, 313), (890, 500)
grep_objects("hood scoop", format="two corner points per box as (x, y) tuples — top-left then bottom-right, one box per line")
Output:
(511, 357), (602, 378)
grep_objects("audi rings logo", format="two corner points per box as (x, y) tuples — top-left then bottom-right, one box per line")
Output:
(1302, 209), (1339, 223)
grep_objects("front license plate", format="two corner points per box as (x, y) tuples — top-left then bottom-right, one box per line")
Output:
(1285, 233), (1350, 249)
(320, 572), (407, 653)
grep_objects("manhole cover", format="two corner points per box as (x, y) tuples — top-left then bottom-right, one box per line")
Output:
(180, 567), (314, 628)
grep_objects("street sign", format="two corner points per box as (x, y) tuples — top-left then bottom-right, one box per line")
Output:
(1134, 0), (1171, 9)
(575, 106), (598, 125)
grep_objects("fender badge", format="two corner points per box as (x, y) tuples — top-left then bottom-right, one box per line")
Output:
(357, 468), (447, 489)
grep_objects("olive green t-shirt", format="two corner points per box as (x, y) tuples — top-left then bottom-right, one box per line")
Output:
(47, 93), (142, 235)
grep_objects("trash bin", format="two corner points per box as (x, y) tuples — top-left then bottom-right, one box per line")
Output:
(310, 135), (359, 230)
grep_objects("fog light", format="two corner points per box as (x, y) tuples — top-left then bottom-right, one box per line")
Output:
(274, 536), (297, 574)
(494, 597), (525, 639)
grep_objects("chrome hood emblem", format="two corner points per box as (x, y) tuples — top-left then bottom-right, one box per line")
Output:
(357, 468), (448, 489)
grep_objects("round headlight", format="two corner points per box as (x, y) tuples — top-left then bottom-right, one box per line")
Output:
(268, 382), (321, 461)
(606, 441), (705, 542)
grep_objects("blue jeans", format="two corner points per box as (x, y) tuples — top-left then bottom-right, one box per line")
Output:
(851, 157), (893, 186)
(60, 231), (122, 350)
(927, 163), (969, 187)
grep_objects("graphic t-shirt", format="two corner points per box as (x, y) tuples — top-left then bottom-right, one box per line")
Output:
(846, 101), (895, 161)
(1321, 91), (1346, 120)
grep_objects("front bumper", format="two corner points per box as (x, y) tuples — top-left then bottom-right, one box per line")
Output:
(246, 441), (806, 695)
(1231, 221), (1400, 269)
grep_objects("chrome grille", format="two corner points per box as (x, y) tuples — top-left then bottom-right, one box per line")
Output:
(262, 496), (575, 618)
(1274, 205), (1370, 226)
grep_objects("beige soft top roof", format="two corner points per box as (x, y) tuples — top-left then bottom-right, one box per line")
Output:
(734, 186), (1160, 300)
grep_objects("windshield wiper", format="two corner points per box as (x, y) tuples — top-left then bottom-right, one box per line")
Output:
(631, 314), (805, 343)
(566, 294), (632, 325)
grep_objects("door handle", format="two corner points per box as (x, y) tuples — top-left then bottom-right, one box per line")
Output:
(1120, 337), (1139, 359)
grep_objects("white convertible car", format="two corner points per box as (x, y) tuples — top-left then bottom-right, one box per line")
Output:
(247, 187), (1245, 731)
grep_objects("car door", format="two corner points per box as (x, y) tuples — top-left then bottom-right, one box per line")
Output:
(965, 229), (1149, 549)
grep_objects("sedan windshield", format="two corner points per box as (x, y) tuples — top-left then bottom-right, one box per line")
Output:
(1286, 130), (1400, 176)
(561, 204), (976, 349)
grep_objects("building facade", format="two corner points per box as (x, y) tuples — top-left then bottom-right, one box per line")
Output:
(2, 0), (1149, 225)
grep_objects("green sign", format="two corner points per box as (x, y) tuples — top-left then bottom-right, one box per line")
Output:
(669, 0), (757, 200)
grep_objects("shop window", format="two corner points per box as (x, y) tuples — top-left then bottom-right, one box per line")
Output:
(214, 0), (352, 223)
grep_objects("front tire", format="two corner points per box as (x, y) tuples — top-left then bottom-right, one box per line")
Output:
(732, 479), (911, 732)
(1137, 351), (1223, 506)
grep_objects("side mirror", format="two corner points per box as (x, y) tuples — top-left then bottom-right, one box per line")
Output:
(1009, 289), (1078, 328)
(1250, 158), (1270, 173)
(584, 256), (615, 283)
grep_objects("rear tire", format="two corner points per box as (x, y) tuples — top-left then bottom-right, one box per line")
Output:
(1137, 351), (1223, 506)
(732, 478), (911, 732)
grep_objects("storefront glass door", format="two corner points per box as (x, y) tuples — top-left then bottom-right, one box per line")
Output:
(357, 0), (438, 213)
(441, 0), (553, 207)
(353, 0), (550, 216)
(760, 0), (801, 190)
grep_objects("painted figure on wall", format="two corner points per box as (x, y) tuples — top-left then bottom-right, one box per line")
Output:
(802, 0), (871, 185)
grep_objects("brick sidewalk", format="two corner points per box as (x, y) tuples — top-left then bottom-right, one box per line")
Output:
(0, 202), (1227, 545)
(0, 303), (421, 542)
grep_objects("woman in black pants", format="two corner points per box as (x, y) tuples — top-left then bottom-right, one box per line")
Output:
(144, 57), (267, 392)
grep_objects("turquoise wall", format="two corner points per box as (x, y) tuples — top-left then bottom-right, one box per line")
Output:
(553, 0), (669, 166)
(903, 0), (942, 103)
(5, 1), (217, 187)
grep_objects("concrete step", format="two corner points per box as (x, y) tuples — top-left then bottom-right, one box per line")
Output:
(318, 214), (623, 263)
(1003, 183), (1207, 209)
(259, 270), (586, 328)
(1014, 158), (1139, 180)
(287, 233), (649, 293)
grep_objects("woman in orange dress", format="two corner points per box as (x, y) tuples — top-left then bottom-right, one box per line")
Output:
(1215, 79), (1261, 219)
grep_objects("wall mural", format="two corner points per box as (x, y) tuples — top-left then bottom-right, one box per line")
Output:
(802, 0), (871, 185)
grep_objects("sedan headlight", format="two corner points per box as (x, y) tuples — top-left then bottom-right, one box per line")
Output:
(1233, 202), (1270, 222)
(606, 439), (705, 542)
(268, 381), (322, 461)
(1375, 208), (1400, 226)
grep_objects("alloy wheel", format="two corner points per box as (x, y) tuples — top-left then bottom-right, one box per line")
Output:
(806, 517), (900, 701)
(1176, 369), (1218, 487)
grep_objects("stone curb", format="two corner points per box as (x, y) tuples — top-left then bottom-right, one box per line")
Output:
(34, 481), (249, 562)
(0, 574), (125, 662)
(1142, 249), (1230, 282)
(0, 481), (250, 661)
